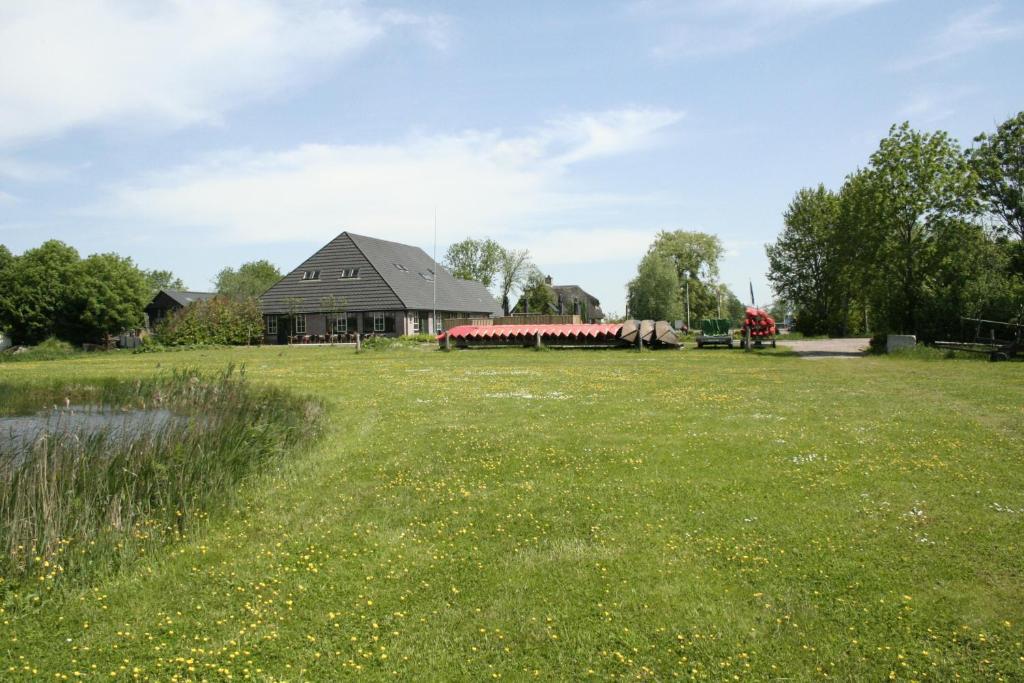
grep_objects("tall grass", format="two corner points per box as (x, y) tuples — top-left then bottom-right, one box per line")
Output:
(0, 366), (322, 607)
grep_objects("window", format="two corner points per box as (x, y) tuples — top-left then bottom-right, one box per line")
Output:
(266, 315), (278, 335)
(301, 270), (320, 281)
(418, 272), (434, 282)
(411, 313), (420, 334)
(339, 268), (360, 279)
(393, 263), (408, 272)
(373, 312), (386, 332)
(333, 314), (347, 333)
(293, 314), (306, 334)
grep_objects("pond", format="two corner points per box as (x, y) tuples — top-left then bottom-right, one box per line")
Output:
(0, 405), (188, 456)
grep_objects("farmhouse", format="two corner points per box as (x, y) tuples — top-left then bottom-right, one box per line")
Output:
(259, 232), (502, 343)
(145, 289), (217, 329)
(513, 276), (605, 323)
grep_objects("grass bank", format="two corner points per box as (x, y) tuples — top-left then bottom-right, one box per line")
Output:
(0, 346), (1021, 680)
(0, 366), (322, 607)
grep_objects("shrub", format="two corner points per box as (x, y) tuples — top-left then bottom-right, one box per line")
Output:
(156, 296), (263, 346)
(0, 337), (80, 363)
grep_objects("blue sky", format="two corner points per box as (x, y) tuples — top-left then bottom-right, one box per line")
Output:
(1, 0), (1022, 315)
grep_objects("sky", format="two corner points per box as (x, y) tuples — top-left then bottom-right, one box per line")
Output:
(1, 0), (1022, 316)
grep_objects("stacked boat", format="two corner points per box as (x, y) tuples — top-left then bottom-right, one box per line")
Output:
(438, 320), (681, 349)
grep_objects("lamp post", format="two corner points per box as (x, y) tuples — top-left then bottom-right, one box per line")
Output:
(684, 271), (691, 331)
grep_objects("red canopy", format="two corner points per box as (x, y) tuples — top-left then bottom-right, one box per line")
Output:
(439, 323), (623, 341)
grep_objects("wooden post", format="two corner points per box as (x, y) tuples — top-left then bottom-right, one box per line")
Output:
(535, 332), (542, 349)
(444, 333), (451, 351)
(356, 333), (361, 352)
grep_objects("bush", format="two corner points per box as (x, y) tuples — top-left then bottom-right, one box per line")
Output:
(0, 337), (80, 363)
(156, 296), (263, 346)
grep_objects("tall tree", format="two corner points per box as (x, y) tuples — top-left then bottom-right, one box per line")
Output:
(66, 253), (149, 343)
(969, 111), (1024, 243)
(648, 230), (724, 321)
(497, 248), (532, 315)
(855, 123), (980, 338)
(0, 240), (82, 344)
(215, 260), (282, 299)
(766, 185), (847, 335)
(443, 238), (503, 287)
(626, 252), (683, 321)
(144, 269), (185, 293)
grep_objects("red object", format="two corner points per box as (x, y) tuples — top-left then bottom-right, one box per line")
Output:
(439, 323), (623, 342)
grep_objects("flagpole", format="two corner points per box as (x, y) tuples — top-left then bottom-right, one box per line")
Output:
(432, 206), (438, 334)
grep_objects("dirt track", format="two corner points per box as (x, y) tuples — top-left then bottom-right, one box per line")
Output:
(775, 337), (870, 359)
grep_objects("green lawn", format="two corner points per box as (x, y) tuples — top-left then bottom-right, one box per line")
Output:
(1, 346), (1022, 680)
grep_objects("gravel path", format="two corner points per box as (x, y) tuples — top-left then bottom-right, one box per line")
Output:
(776, 337), (870, 359)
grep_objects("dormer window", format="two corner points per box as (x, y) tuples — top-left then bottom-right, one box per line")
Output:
(393, 263), (408, 272)
(339, 268), (360, 279)
(301, 270), (321, 281)
(419, 272), (434, 282)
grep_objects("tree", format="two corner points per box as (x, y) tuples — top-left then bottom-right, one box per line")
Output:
(854, 123), (980, 338)
(144, 269), (185, 293)
(443, 238), (503, 287)
(970, 111), (1024, 243)
(626, 252), (683, 321)
(497, 248), (532, 315)
(766, 185), (848, 335)
(517, 268), (555, 314)
(647, 230), (724, 321)
(215, 260), (282, 299)
(0, 240), (82, 344)
(66, 253), (149, 343)
(320, 294), (347, 336)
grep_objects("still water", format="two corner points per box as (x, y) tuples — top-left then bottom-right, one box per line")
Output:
(0, 405), (185, 453)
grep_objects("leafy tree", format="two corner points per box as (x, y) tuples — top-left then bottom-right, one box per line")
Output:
(215, 260), (282, 299)
(969, 111), (1024, 243)
(854, 123), (980, 338)
(144, 269), (185, 293)
(497, 248), (532, 315)
(156, 296), (263, 346)
(626, 252), (683, 321)
(516, 268), (555, 314)
(648, 230), (724, 321)
(766, 185), (850, 335)
(65, 253), (149, 343)
(443, 238), (503, 287)
(0, 240), (82, 344)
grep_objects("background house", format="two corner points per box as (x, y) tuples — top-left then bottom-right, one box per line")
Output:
(259, 232), (502, 342)
(513, 276), (605, 322)
(145, 290), (217, 329)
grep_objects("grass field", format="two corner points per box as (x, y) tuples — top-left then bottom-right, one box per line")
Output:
(1, 345), (1022, 680)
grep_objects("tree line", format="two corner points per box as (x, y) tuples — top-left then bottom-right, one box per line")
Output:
(767, 113), (1024, 341)
(0, 239), (282, 346)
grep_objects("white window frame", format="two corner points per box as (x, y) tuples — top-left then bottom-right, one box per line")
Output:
(339, 268), (360, 279)
(334, 314), (347, 333)
(266, 315), (278, 335)
(411, 313), (420, 334)
(293, 314), (306, 335)
(301, 270), (320, 281)
(373, 312), (386, 332)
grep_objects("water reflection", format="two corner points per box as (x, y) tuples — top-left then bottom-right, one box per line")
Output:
(0, 405), (186, 454)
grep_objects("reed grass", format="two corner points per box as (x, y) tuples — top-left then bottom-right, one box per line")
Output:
(0, 365), (322, 607)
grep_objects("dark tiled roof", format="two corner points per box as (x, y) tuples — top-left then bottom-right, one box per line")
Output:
(260, 232), (502, 316)
(162, 290), (216, 307)
(348, 233), (502, 315)
(514, 283), (605, 320)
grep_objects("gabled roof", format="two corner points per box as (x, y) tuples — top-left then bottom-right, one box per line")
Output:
(156, 290), (217, 307)
(513, 282), (605, 320)
(347, 233), (502, 315)
(259, 232), (502, 315)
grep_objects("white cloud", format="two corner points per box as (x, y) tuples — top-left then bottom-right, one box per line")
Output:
(97, 108), (684, 262)
(0, 0), (448, 148)
(892, 4), (1024, 71)
(0, 157), (72, 182)
(632, 0), (892, 57)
